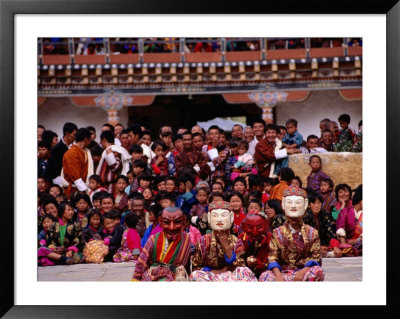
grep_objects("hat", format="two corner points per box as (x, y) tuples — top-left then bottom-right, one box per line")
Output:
(209, 201), (231, 211)
(283, 187), (307, 198)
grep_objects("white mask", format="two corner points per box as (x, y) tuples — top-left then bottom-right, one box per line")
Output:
(207, 208), (234, 231)
(282, 195), (308, 218)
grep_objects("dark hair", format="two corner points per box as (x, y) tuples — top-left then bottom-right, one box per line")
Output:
(232, 124), (243, 130)
(100, 130), (115, 143)
(338, 113), (351, 124)
(307, 135), (319, 142)
(90, 145), (103, 157)
(128, 191), (144, 201)
(307, 191), (323, 204)
(55, 194), (68, 202)
(116, 174), (129, 184)
(43, 198), (59, 212)
(247, 199), (262, 210)
(321, 129), (333, 136)
(265, 123), (279, 133)
(100, 192), (115, 204)
(132, 159), (147, 170)
(138, 173), (153, 183)
(352, 184), (362, 206)
(101, 211), (116, 224)
(209, 192), (225, 202)
(358, 120), (362, 128)
(321, 178), (334, 189)
(226, 190), (244, 203)
(126, 124), (143, 139)
(165, 176), (178, 187)
(172, 134), (183, 143)
(129, 144), (143, 154)
(75, 128), (91, 142)
(248, 190), (262, 202)
(159, 125), (172, 136)
(63, 122), (78, 136)
(73, 192), (92, 208)
(265, 199), (283, 215)
(38, 140), (51, 150)
(309, 155), (322, 164)
(93, 190), (108, 202)
(248, 175), (264, 190)
(86, 126), (96, 133)
(142, 130), (152, 139)
(89, 174), (101, 184)
(286, 118), (298, 127)
(124, 212), (140, 228)
(237, 140), (249, 151)
(41, 214), (57, 224)
(161, 131), (172, 138)
(178, 173), (195, 186)
(278, 125), (287, 132)
(208, 125), (220, 133)
(57, 201), (73, 218)
(278, 167), (295, 183)
(41, 130), (58, 145)
(251, 118), (266, 128)
(292, 176), (303, 188)
(49, 184), (63, 194)
(151, 140), (168, 152)
(192, 132), (204, 140)
(334, 184), (352, 201)
(87, 210), (101, 224)
(156, 191), (176, 203)
(38, 124), (45, 130)
(232, 177), (246, 188)
(229, 137), (240, 148)
(154, 175), (166, 188)
(102, 123), (115, 133)
(149, 203), (163, 218)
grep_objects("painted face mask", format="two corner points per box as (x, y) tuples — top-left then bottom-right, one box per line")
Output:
(242, 213), (267, 242)
(207, 201), (234, 231)
(282, 188), (308, 218)
(160, 207), (184, 241)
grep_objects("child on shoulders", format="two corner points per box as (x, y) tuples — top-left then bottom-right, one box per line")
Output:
(231, 140), (253, 181)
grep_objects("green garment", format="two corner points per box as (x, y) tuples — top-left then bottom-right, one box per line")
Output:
(59, 224), (67, 246)
(331, 207), (341, 220)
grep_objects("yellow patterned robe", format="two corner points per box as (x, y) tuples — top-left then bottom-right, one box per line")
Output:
(268, 221), (321, 271)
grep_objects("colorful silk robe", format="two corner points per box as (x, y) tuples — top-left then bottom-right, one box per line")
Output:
(237, 232), (272, 277)
(131, 231), (191, 281)
(97, 151), (123, 194)
(268, 221), (321, 271)
(191, 232), (245, 271)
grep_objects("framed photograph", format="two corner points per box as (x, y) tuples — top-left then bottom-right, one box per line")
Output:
(1, 0), (398, 317)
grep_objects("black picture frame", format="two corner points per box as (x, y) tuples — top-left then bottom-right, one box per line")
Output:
(1, 0), (398, 317)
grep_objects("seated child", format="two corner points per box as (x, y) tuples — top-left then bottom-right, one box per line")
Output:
(141, 203), (163, 247)
(282, 118), (303, 149)
(176, 174), (198, 215)
(137, 173), (153, 193)
(114, 175), (129, 213)
(231, 140), (253, 181)
(300, 135), (327, 154)
(99, 211), (125, 262)
(38, 214), (57, 246)
(88, 174), (106, 203)
(306, 155), (330, 193)
(155, 191), (176, 208)
(247, 199), (263, 212)
(153, 175), (166, 194)
(73, 192), (91, 229)
(113, 212), (142, 263)
(190, 187), (209, 218)
(261, 177), (277, 205)
(320, 178), (337, 212)
(82, 210), (102, 244)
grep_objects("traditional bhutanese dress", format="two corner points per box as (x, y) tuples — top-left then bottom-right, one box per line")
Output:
(336, 208), (362, 256)
(113, 228), (141, 263)
(189, 232), (257, 282)
(131, 231), (191, 281)
(259, 221), (324, 281)
(237, 232), (272, 278)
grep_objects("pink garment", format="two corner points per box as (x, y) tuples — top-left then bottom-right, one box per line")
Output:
(150, 224), (163, 237)
(336, 206), (358, 239)
(126, 228), (142, 251)
(189, 225), (202, 245)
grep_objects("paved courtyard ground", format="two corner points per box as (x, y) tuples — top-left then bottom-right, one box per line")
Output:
(38, 256), (362, 281)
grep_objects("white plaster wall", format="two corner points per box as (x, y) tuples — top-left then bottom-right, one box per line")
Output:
(38, 97), (129, 142)
(275, 90), (362, 139)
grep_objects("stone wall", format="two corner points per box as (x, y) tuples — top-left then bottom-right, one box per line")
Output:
(288, 152), (362, 190)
